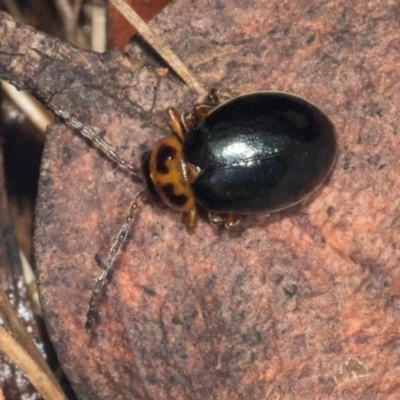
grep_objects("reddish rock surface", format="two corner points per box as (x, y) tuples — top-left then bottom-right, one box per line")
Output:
(1, 0), (400, 398)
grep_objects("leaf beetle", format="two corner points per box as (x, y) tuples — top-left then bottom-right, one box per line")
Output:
(50, 88), (337, 328)
(143, 89), (337, 231)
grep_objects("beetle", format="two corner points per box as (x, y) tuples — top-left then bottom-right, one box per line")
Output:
(144, 89), (337, 231)
(50, 89), (337, 328)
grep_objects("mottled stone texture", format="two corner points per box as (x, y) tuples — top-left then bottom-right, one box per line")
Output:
(0, 0), (399, 398)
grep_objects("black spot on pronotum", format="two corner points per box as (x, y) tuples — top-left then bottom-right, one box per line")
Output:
(156, 145), (177, 174)
(162, 183), (189, 207)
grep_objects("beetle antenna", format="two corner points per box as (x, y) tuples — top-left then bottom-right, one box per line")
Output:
(85, 190), (147, 330)
(48, 102), (142, 175)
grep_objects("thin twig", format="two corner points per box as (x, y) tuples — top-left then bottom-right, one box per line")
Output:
(91, 4), (107, 52)
(109, 0), (208, 96)
(71, 0), (84, 25)
(0, 326), (66, 400)
(0, 285), (59, 389)
(54, 0), (75, 26)
(53, 0), (87, 47)
(1, 80), (53, 133)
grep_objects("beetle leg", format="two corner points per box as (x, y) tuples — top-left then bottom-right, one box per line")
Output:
(208, 211), (224, 227)
(208, 211), (243, 229)
(186, 162), (200, 183)
(192, 104), (216, 120)
(168, 89), (220, 140)
(204, 88), (219, 105)
(191, 88), (220, 121)
(224, 213), (243, 229)
(182, 111), (196, 131)
(183, 207), (198, 232)
(167, 107), (185, 142)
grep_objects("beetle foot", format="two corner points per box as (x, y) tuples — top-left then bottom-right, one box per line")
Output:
(208, 212), (243, 229)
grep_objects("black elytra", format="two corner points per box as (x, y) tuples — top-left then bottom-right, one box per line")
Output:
(182, 92), (337, 214)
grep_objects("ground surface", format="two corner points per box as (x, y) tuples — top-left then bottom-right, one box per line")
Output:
(1, 0), (400, 399)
